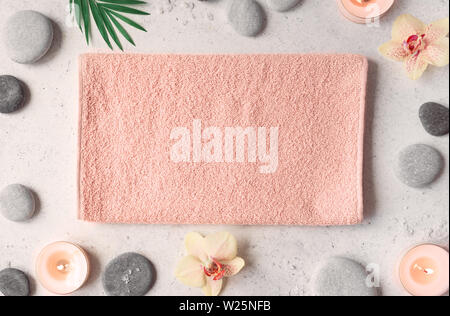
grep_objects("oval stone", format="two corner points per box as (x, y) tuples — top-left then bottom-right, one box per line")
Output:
(419, 102), (449, 136)
(5, 10), (54, 64)
(395, 144), (443, 188)
(0, 75), (25, 114)
(0, 268), (30, 296)
(312, 257), (378, 296)
(228, 0), (266, 37)
(0, 184), (36, 222)
(102, 253), (155, 296)
(266, 0), (301, 12)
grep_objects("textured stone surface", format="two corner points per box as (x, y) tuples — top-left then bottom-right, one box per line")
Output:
(0, 184), (36, 222)
(0, 268), (30, 296)
(395, 144), (443, 188)
(0, 0), (448, 297)
(228, 0), (266, 37)
(266, 0), (301, 12)
(0, 75), (24, 114)
(312, 257), (378, 296)
(5, 10), (53, 64)
(103, 253), (155, 296)
(419, 102), (449, 136)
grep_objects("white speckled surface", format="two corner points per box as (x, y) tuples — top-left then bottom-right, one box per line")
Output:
(0, 0), (448, 296)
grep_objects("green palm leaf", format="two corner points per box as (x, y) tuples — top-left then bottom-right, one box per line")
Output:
(104, 8), (147, 32)
(70, 0), (148, 50)
(74, 0), (83, 31)
(106, 10), (136, 46)
(100, 7), (123, 51)
(89, 0), (112, 49)
(81, 0), (91, 44)
(99, 0), (147, 4)
(97, 3), (149, 15)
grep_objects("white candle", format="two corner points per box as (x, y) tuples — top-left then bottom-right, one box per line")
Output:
(36, 241), (90, 295)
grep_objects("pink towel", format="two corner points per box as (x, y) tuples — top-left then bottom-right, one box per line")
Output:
(78, 54), (368, 225)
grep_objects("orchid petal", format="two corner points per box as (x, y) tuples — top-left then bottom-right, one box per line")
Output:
(379, 40), (409, 61)
(185, 232), (208, 262)
(423, 37), (449, 67)
(392, 14), (426, 42)
(425, 17), (449, 44)
(223, 257), (245, 277)
(175, 255), (206, 288)
(202, 277), (223, 296)
(204, 232), (238, 261)
(405, 55), (429, 80)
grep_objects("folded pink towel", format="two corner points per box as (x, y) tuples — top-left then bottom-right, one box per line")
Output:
(78, 54), (368, 225)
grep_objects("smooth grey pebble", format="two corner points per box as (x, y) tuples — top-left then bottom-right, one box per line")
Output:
(0, 268), (30, 296)
(0, 75), (25, 114)
(0, 184), (36, 222)
(312, 257), (378, 296)
(266, 0), (300, 12)
(419, 102), (449, 136)
(228, 0), (266, 37)
(103, 253), (155, 296)
(4, 10), (54, 64)
(395, 144), (443, 188)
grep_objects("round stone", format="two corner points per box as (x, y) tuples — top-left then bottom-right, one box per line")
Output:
(266, 0), (300, 12)
(0, 75), (25, 114)
(0, 268), (30, 296)
(312, 257), (378, 296)
(395, 144), (443, 188)
(419, 102), (449, 136)
(102, 253), (155, 296)
(5, 10), (54, 64)
(0, 184), (36, 222)
(228, 0), (266, 37)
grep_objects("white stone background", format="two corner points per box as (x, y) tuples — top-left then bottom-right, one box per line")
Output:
(0, 0), (449, 296)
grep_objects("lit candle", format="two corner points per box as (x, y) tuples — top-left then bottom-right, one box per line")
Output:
(336, 0), (395, 24)
(36, 242), (90, 295)
(398, 244), (449, 296)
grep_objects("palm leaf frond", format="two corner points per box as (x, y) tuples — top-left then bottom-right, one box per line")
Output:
(105, 8), (147, 32)
(97, 3), (149, 15)
(106, 10), (136, 46)
(99, 0), (147, 4)
(81, 0), (91, 44)
(70, 0), (148, 50)
(89, 0), (113, 49)
(74, 0), (83, 31)
(100, 7), (123, 51)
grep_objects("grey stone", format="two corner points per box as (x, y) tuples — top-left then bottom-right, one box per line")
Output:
(0, 75), (25, 114)
(312, 257), (378, 296)
(103, 253), (155, 296)
(228, 0), (266, 37)
(0, 184), (36, 222)
(266, 0), (300, 12)
(419, 102), (449, 136)
(0, 268), (30, 296)
(5, 10), (54, 64)
(396, 144), (443, 188)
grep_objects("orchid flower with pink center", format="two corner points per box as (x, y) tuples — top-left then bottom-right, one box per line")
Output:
(175, 232), (245, 296)
(379, 14), (449, 80)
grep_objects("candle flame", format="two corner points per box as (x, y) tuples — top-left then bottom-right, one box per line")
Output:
(56, 262), (70, 272)
(413, 264), (435, 275)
